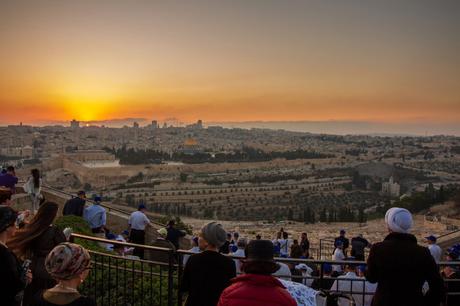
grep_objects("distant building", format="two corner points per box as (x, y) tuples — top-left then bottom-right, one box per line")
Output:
(382, 176), (400, 197)
(186, 120), (204, 129)
(70, 119), (80, 128)
(133, 122), (139, 128)
(151, 120), (159, 129)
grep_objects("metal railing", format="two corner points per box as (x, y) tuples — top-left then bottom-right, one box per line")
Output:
(69, 233), (460, 306)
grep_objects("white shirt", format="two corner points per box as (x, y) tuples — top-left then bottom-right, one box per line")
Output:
(128, 211), (150, 230)
(277, 238), (292, 257)
(183, 246), (200, 266)
(332, 248), (345, 272)
(331, 272), (377, 306)
(428, 244), (442, 263)
(232, 248), (245, 274)
(273, 262), (292, 280)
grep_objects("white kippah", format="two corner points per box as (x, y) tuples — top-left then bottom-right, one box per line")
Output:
(385, 207), (413, 234)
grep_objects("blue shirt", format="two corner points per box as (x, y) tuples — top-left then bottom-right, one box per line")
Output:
(83, 204), (106, 229)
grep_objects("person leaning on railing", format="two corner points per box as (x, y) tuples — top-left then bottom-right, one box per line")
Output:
(365, 207), (445, 306)
(30, 242), (95, 306)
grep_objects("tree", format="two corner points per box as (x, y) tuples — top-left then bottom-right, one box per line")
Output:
(180, 172), (188, 183)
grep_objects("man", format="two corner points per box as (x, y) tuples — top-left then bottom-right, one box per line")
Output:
(0, 166), (18, 193)
(219, 232), (232, 254)
(331, 259), (368, 306)
(231, 238), (247, 274)
(128, 204), (151, 259)
(366, 207), (444, 306)
(300, 232), (310, 258)
(425, 235), (442, 263)
(83, 196), (107, 234)
(278, 231), (292, 258)
(180, 222), (236, 306)
(165, 219), (186, 250)
(148, 228), (175, 263)
(63, 190), (86, 216)
(351, 234), (371, 261)
(335, 229), (350, 255)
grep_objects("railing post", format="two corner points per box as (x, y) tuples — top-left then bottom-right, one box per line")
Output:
(167, 250), (174, 306)
(177, 252), (183, 306)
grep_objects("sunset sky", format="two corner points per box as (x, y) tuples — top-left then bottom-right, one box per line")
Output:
(1, 0), (459, 131)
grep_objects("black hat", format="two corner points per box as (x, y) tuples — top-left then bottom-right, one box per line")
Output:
(0, 206), (18, 233)
(244, 240), (275, 263)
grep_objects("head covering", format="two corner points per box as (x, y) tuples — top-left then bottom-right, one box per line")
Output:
(340, 229), (346, 235)
(244, 240), (275, 263)
(385, 207), (413, 233)
(446, 247), (460, 260)
(0, 206), (17, 233)
(425, 235), (437, 243)
(77, 190), (86, 196)
(200, 222), (227, 247)
(138, 204), (146, 210)
(358, 265), (367, 273)
(45, 243), (91, 280)
(94, 196), (102, 203)
(157, 228), (167, 237)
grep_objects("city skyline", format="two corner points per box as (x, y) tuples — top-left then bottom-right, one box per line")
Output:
(1, 1), (459, 131)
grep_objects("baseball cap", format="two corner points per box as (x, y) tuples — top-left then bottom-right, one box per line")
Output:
(425, 235), (437, 242)
(138, 204), (146, 210)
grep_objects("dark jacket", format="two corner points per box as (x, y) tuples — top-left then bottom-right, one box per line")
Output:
(218, 274), (296, 306)
(181, 250), (236, 306)
(351, 236), (370, 260)
(366, 232), (444, 306)
(334, 236), (349, 250)
(24, 226), (66, 306)
(63, 197), (86, 217)
(166, 227), (186, 250)
(0, 244), (26, 306)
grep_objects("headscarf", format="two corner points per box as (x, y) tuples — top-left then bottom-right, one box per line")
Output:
(45, 242), (91, 280)
(385, 207), (413, 234)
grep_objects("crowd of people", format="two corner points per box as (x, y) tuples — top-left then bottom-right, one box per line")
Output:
(1, 166), (460, 306)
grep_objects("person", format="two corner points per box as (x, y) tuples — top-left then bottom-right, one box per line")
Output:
(366, 207), (445, 306)
(335, 230), (349, 256)
(0, 166), (18, 193)
(183, 236), (200, 266)
(331, 258), (374, 306)
(272, 261), (292, 281)
(0, 206), (29, 306)
(217, 239), (296, 306)
(63, 191), (86, 217)
(83, 196), (106, 234)
(230, 232), (239, 253)
(128, 204), (151, 259)
(311, 263), (335, 290)
(0, 186), (14, 207)
(278, 232), (292, 258)
(425, 235), (442, 263)
(442, 263), (460, 306)
(294, 263), (314, 286)
(351, 234), (371, 261)
(219, 232), (232, 254)
(8, 202), (66, 306)
(30, 242), (95, 306)
(256, 234), (262, 240)
(23, 169), (42, 213)
(290, 239), (303, 258)
(300, 232), (310, 258)
(165, 219), (186, 250)
(232, 238), (247, 274)
(332, 241), (346, 273)
(181, 222), (236, 306)
(148, 228), (176, 264)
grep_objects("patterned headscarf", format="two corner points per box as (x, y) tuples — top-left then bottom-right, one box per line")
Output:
(45, 242), (91, 280)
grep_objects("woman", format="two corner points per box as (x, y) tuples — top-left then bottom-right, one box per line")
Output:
(30, 242), (95, 306)
(8, 202), (66, 306)
(180, 222), (236, 306)
(0, 206), (29, 306)
(23, 169), (42, 213)
(218, 239), (296, 306)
